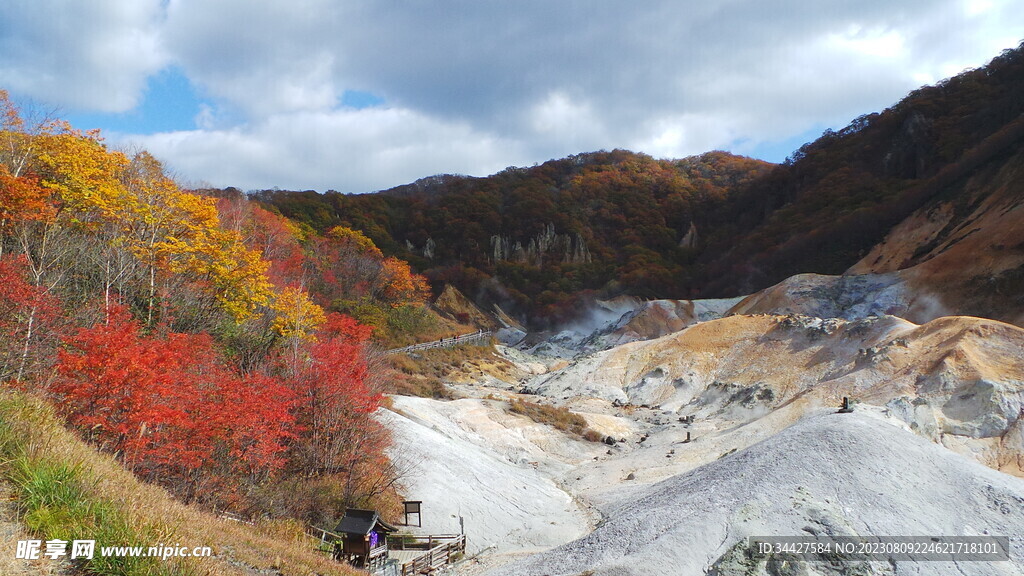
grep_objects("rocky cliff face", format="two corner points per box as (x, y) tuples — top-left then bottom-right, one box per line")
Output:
(678, 222), (698, 249)
(849, 143), (1024, 327)
(432, 284), (500, 329)
(405, 237), (437, 259)
(490, 223), (592, 266)
(884, 110), (933, 179)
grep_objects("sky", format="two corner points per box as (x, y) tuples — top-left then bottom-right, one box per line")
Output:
(1, 1), (1022, 194)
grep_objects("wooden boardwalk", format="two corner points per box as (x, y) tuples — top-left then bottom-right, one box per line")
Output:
(387, 549), (423, 565)
(384, 330), (492, 355)
(388, 534), (466, 575)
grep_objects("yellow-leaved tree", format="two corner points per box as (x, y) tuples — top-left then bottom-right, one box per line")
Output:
(121, 152), (273, 323)
(21, 118), (276, 325)
(271, 287), (326, 340)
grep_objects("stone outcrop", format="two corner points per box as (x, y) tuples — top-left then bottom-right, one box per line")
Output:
(490, 224), (592, 266)
(678, 222), (698, 249)
(431, 284), (499, 329)
(405, 237), (437, 259)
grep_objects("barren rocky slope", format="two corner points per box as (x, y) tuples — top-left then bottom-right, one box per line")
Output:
(488, 411), (1024, 576)
(533, 313), (1024, 478)
(384, 292), (1024, 575)
(848, 144), (1024, 327)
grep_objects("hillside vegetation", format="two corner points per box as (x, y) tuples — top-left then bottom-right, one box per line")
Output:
(0, 91), (447, 537)
(700, 41), (1024, 298)
(0, 390), (359, 576)
(255, 150), (772, 326)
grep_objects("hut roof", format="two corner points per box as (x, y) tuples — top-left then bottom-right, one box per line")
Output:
(334, 509), (397, 536)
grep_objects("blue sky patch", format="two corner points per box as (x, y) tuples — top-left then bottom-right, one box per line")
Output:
(66, 67), (204, 135)
(341, 90), (385, 109)
(739, 125), (829, 164)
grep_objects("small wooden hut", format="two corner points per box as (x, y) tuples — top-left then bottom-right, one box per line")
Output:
(333, 508), (397, 569)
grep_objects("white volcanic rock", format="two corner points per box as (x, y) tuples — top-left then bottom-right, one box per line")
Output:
(381, 299), (1023, 576)
(380, 397), (599, 554)
(528, 314), (1024, 477)
(486, 411), (1024, 576)
(693, 295), (747, 321)
(525, 296), (747, 359)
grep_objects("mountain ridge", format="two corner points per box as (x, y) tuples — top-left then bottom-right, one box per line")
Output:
(252, 42), (1024, 328)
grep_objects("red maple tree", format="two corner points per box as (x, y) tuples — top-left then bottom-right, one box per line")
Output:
(51, 304), (295, 488)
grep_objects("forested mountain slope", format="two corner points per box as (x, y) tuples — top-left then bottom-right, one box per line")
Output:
(700, 42), (1024, 303)
(256, 42), (1024, 328)
(256, 150), (772, 326)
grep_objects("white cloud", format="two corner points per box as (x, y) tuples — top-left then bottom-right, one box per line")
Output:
(827, 26), (906, 59)
(964, 0), (995, 16)
(0, 0), (166, 112)
(126, 106), (526, 192)
(193, 103), (216, 130)
(162, 0), (346, 116)
(526, 92), (612, 154)
(2, 0), (1023, 191)
(636, 113), (741, 160)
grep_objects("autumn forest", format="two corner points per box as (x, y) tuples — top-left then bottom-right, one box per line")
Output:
(0, 91), (434, 526)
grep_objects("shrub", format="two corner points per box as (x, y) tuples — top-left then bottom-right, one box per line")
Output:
(507, 399), (603, 442)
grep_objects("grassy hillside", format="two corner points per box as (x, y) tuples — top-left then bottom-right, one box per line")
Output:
(0, 391), (359, 576)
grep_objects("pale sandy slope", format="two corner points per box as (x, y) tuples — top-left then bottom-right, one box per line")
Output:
(487, 411), (1024, 576)
(380, 396), (601, 554)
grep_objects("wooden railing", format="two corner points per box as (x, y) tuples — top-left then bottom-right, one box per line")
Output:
(365, 544), (389, 571)
(384, 331), (492, 355)
(306, 525), (344, 554)
(216, 510), (254, 526)
(390, 534), (466, 576)
(304, 524), (466, 574)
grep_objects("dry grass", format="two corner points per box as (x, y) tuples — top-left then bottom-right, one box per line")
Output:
(391, 345), (486, 378)
(375, 304), (476, 349)
(507, 399), (605, 442)
(0, 391), (361, 576)
(384, 343), (518, 398)
(389, 375), (454, 399)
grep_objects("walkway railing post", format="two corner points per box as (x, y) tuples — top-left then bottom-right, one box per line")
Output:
(383, 330), (492, 355)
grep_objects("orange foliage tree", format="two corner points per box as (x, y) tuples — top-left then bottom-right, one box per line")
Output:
(0, 164), (53, 256)
(374, 256), (431, 307)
